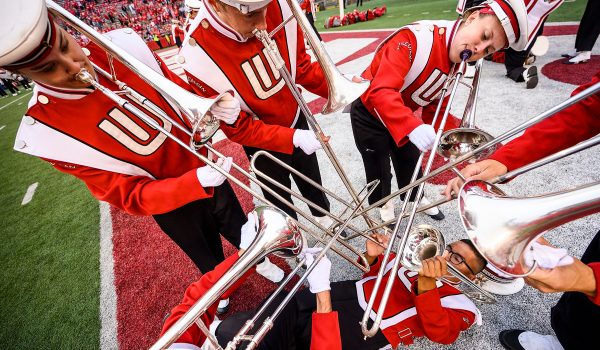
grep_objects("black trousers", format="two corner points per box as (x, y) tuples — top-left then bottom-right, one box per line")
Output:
(350, 98), (421, 207)
(306, 12), (322, 42)
(0, 86), (7, 96)
(243, 114), (330, 220)
(505, 23), (545, 82)
(153, 182), (245, 273)
(1, 79), (18, 94)
(551, 229), (600, 349)
(575, 0), (600, 52)
(216, 281), (388, 350)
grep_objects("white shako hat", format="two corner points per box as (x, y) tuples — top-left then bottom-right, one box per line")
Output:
(218, 0), (273, 14)
(185, 0), (202, 10)
(478, 263), (525, 295)
(0, 0), (58, 69)
(468, 0), (528, 51)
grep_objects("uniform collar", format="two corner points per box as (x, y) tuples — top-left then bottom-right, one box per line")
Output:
(446, 19), (461, 52)
(199, 0), (247, 43)
(36, 82), (95, 100)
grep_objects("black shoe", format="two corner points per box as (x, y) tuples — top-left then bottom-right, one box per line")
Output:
(499, 329), (526, 350)
(427, 210), (445, 221)
(216, 298), (230, 315)
(523, 66), (538, 89)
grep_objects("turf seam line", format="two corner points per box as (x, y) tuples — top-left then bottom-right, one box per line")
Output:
(0, 91), (33, 111)
(21, 182), (38, 205)
(99, 201), (119, 350)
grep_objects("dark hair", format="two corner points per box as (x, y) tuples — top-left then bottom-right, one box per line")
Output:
(459, 238), (486, 274)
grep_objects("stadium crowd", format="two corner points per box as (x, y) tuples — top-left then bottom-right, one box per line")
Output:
(57, 0), (185, 43)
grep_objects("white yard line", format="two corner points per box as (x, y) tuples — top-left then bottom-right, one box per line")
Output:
(0, 125), (5, 131)
(0, 91), (33, 111)
(21, 182), (39, 205)
(99, 201), (118, 350)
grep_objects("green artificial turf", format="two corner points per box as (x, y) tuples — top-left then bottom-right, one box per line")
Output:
(316, 0), (586, 32)
(0, 89), (101, 349)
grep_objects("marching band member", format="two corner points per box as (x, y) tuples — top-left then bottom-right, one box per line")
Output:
(1, 0), (286, 314)
(213, 232), (485, 349)
(176, 0), (337, 229)
(171, 19), (185, 48)
(350, 0), (532, 224)
(443, 72), (600, 350)
(184, 0), (202, 33)
(160, 221), (342, 350)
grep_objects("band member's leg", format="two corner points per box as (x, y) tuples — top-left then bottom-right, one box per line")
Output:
(153, 198), (226, 273)
(389, 141), (422, 203)
(550, 229), (600, 348)
(350, 98), (394, 207)
(290, 115), (331, 217)
(306, 12), (322, 41)
(216, 292), (298, 349)
(212, 181), (245, 249)
(243, 146), (297, 219)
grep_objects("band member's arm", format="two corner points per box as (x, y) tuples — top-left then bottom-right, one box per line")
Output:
(363, 233), (394, 277)
(310, 291), (341, 350)
(443, 71), (600, 198)
(160, 216), (259, 348)
(184, 73), (297, 154)
(294, 26), (329, 99)
(525, 255), (599, 305)
(412, 256), (476, 344)
(45, 160), (216, 216)
(360, 30), (425, 146)
(488, 72), (600, 171)
(304, 251), (342, 350)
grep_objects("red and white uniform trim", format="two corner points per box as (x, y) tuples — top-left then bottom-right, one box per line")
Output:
(355, 254), (481, 347)
(524, 0), (564, 45)
(14, 29), (212, 216)
(178, 0), (327, 130)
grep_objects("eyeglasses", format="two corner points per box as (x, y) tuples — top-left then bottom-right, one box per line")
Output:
(445, 245), (476, 276)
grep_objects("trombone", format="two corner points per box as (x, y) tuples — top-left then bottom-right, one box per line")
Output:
(358, 67), (600, 337)
(252, 0), (381, 233)
(45, 0), (373, 273)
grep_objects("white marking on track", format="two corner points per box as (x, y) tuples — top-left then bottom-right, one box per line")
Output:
(443, 10), (451, 13)
(0, 91), (33, 111)
(422, 12), (430, 14)
(21, 182), (39, 205)
(0, 125), (5, 131)
(99, 201), (118, 350)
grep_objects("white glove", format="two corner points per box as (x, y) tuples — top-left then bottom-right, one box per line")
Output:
(293, 129), (322, 155)
(408, 124), (436, 152)
(196, 157), (232, 187)
(210, 93), (240, 125)
(239, 212), (259, 250)
(524, 242), (574, 269)
(305, 248), (331, 293)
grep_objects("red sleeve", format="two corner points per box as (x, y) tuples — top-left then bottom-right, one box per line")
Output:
(185, 72), (296, 154)
(46, 160), (211, 216)
(420, 96), (460, 131)
(411, 284), (476, 344)
(489, 72), (600, 171)
(294, 26), (329, 99)
(160, 254), (255, 346)
(300, 0), (309, 11)
(360, 30), (423, 146)
(588, 262), (600, 306)
(310, 312), (342, 350)
(220, 111), (295, 154)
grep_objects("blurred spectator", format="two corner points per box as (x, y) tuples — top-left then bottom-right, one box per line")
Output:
(0, 69), (19, 96)
(56, 0), (184, 46)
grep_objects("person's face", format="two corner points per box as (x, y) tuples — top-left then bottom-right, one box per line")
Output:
(18, 25), (95, 89)
(450, 11), (507, 63)
(441, 240), (482, 283)
(189, 9), (199, 20)
(210, 0), (268, 39)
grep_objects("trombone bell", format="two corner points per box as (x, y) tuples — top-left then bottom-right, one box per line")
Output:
(400, 225), (445, 271)
(459, 180), (600, 276)
(438, 127), (498, 160)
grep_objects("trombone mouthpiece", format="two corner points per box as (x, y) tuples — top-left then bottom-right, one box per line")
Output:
(76, 68), (93, 84)
(460, 49), (473, 61)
